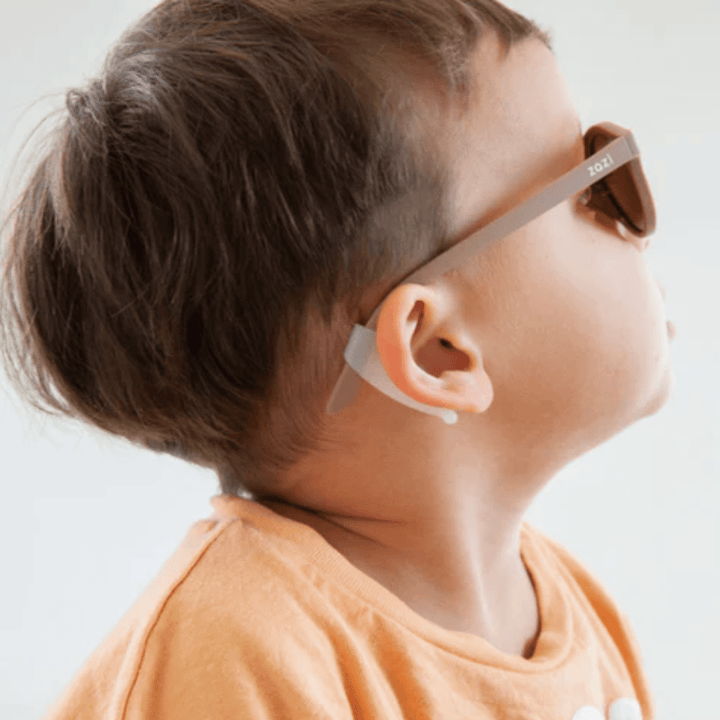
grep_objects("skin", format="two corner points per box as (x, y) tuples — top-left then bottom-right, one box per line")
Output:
(258, 32), (674, 658)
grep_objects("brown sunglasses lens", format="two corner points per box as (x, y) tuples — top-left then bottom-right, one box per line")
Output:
(584, 127), (653, 237)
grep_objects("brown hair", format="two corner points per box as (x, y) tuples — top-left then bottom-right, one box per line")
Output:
(0, 0), (550, 498)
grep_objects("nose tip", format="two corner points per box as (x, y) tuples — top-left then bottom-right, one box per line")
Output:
(619, 223), (651, 253)
(640, 233), (652, 252)
(657, 282), (666, 300)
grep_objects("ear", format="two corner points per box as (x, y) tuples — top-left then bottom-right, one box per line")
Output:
(375, 283), (494, 415)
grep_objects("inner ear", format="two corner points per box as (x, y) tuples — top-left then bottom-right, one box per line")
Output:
(416, 336), (470, 378)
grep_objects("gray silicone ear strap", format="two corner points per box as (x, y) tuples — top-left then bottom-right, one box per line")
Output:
(326, 131), (639, 421)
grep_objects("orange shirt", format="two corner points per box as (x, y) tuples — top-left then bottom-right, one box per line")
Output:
(45, 495), (655, 720)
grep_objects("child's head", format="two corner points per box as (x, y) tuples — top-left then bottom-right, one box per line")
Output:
(0, 0), (671, 504)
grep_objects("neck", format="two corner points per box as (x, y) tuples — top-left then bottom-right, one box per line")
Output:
(258, 496), (541, 658)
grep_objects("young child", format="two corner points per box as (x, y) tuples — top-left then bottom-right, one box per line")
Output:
(0, 1), (672, 718)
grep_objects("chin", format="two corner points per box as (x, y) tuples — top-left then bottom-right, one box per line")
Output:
(640, 362), (675, 420)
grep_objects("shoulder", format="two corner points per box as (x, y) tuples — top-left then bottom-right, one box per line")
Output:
(48, 510), (353, 720)
(127, 513), (351, 716)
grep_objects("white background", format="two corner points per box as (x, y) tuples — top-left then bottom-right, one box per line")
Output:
(1, 1), (717, 719)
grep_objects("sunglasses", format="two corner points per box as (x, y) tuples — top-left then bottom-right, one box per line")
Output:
(326, 121), (657, 424)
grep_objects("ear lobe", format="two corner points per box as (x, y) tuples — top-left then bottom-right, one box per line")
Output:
(443, 369), (494, 414)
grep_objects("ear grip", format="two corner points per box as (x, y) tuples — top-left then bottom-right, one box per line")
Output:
(343, 324), (459, 425)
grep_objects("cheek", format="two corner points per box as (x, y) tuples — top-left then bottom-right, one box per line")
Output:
(476, 207), (664, 420)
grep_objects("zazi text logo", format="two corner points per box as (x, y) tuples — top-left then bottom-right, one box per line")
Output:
(588, 153), (615, 178)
